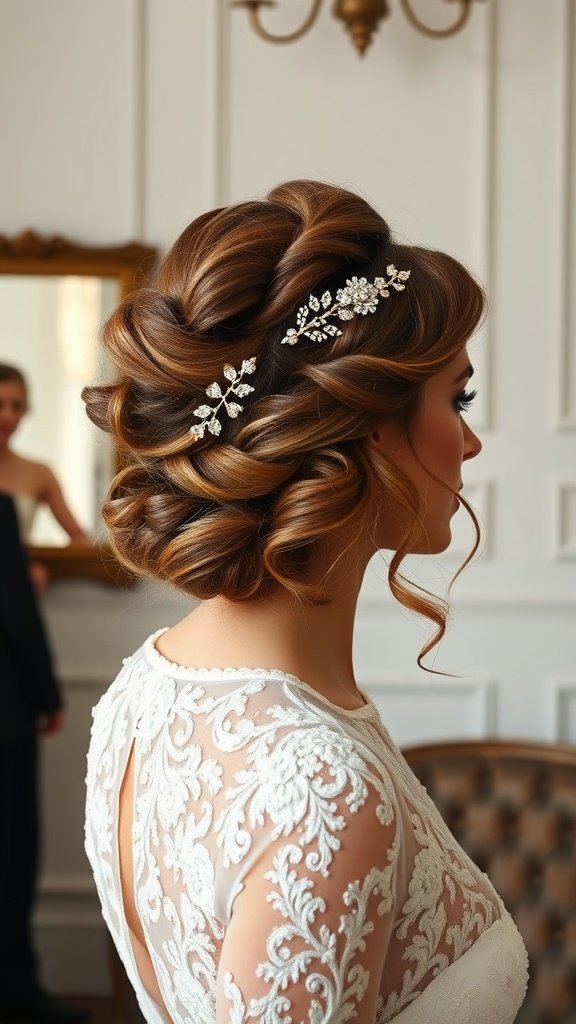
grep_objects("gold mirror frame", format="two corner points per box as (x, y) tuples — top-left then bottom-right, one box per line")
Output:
(0, 230), (157, 585)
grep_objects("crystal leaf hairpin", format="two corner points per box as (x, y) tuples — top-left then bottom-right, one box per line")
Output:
(280, 265), (410, 346)
(190, 357), (256, 440)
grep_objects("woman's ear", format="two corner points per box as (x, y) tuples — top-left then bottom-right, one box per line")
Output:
(368, 420), (399, 452)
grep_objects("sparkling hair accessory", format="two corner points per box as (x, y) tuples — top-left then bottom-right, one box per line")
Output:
(190, 358), (256, 440)
(281, 265), (410, 346)
(188, 265), (410, 440)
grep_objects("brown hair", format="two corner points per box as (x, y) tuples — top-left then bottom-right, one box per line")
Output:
(83, 180), (484, 665)
(0, 363), (28, 400)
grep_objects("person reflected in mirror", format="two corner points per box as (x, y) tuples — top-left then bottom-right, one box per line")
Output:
(0, 492), (89, 1023)
(83, 181), (528, 1024)
(0, 364), (90, 591)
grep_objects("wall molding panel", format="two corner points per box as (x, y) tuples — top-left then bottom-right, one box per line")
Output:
(130, 0), (147, 237)
(58, 669), (112, 691)
(35, 909), (103, 931)
(362, 676), (497, 747)
(359, 593), (576, 614)
(558, 0), (576, 430)
(463, 0), (497, 433)
(36, 879), (101, 933)
(546, 676), (576, 743)
(553, 480), (576, 559)
(40, 875), (96, 897)
(473, 0), (499, 433)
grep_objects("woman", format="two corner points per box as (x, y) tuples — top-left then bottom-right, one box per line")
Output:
(0, 363), (89, 545)
(84, 180), (528, 1024)
(0, 493), (89, 1024)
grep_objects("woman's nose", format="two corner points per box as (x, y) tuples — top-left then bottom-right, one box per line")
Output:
(463, 419), (482, 461)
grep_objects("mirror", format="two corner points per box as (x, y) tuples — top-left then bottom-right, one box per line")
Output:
(0, 230), (157, 584)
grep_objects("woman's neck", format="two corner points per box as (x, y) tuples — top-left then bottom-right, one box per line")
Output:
(159, 532), (375, 704)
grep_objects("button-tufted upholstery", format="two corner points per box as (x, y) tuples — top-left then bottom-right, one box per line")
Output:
(402, 739), (576, 1024)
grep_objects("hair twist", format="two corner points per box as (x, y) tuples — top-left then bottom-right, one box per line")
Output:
(83, 179), (484, 666)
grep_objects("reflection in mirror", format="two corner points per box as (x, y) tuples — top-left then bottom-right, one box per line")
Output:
(0, 231), (157, 583)
(0, 275), (118, 545)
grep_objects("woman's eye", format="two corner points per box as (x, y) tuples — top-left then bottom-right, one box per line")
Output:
(453, 388), (477, 413)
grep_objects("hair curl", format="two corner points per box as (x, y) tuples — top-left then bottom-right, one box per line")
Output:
(83, 180), (485, 666)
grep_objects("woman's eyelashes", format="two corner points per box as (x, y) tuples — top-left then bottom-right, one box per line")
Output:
(453, 388), (477, 413)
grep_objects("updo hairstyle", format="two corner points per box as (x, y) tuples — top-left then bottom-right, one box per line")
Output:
(83, 180), (484, 663)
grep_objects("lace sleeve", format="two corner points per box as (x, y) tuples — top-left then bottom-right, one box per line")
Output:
(213, 721), (401, 1024)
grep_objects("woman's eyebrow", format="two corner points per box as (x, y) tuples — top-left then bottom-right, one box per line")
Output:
(453, 364), (474, 384)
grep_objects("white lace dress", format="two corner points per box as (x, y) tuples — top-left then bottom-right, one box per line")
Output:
(85, 630), (528, 1024)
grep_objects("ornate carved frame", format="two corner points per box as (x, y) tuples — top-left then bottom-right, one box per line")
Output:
(0, 230), (157, 585)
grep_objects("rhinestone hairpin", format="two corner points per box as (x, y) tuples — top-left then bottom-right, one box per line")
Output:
(190, 357), (256, 440)
(280, 265), (410, 346)
(188, 266), (410, 440)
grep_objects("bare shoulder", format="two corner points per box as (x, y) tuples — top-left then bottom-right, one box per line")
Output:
(0, 452), (52, 496)
(17, 456), (58, 497)
(36, 461), (61, 496)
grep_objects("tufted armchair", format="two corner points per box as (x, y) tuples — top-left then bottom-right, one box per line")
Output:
(402, 739), (576, 1024)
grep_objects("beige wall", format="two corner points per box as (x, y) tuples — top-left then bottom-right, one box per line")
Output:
(0, 0), (574, 993)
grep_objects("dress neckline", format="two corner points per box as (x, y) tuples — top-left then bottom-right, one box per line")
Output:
(143, 628), (379, 719)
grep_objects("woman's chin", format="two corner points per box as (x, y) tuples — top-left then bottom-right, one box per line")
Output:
(412, 527), (453, 556)
(376, 517), (453, 556)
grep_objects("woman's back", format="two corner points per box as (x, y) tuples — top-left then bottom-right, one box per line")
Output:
(85, 632), (528, 1024)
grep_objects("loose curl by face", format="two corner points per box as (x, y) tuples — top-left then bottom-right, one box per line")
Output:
(83, 180), (485, 667)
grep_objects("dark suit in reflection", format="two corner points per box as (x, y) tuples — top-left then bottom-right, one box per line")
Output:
(0, 491), (62, 998)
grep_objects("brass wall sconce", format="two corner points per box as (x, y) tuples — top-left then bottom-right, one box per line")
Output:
(231, 0), (486, 56)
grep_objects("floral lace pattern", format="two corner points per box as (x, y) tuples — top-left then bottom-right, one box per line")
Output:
(85, 632), (528, 1024)
(375, 914), (529, 1024)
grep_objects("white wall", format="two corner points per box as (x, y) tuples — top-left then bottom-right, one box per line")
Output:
(0, 0), (574, 994)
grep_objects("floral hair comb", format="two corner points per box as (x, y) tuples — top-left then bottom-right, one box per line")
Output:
(189, 266), (410, 441)
(190, 358), (256, 440)
(281, 266), (410, 346)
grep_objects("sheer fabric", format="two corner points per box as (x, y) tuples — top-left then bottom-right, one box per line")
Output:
(85, 630), (528, 1024)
